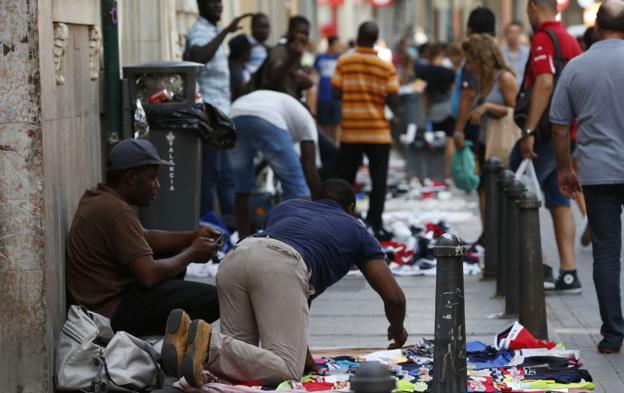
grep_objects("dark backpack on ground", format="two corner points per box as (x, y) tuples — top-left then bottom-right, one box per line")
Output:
(514, 29), (566, 143)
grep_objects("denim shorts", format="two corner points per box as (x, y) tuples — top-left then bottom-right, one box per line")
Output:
(509, 140), (570, 208)
(228, 116), (311, 199)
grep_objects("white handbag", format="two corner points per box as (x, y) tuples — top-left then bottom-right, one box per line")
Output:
(55, 305), (164, 392)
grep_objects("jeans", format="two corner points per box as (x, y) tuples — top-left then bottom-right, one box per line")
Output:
(335, 143), (391, 229)
(111, 280), (219, 337)
(509, 141), (570, 208)
(228, 116), (310, 199)
(584, 184), (624, 348)
(201, 146), (235, 217)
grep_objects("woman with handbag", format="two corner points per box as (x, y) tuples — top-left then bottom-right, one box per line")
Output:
(462, 34), (520, 245)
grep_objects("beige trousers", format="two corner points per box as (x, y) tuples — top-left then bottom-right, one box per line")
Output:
(208, 237), (314, 385)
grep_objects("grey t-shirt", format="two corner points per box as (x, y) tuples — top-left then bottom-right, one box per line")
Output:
(550, 39), (624, 185)
(502, 45), (530, 84)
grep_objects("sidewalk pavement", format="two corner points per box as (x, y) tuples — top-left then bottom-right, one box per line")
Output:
(308, 197), (624, 392)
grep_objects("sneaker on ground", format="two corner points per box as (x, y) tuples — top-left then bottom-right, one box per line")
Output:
(598, 338), (621, 354)
(543, 265), (555, 290)
(552, 269), (582, 294)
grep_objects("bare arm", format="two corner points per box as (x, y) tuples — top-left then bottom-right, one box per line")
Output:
(144, 226), (220, 256)
(520, 73), (554, 158)
(186, 14), (252, 64)
(361, 259), (407, 348)
(300, 140), (321, 198)
(454, 87), (477, 133)
(552, 123), (572, 172)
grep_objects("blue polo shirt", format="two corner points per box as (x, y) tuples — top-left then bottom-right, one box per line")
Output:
(259, 199), (384, 299)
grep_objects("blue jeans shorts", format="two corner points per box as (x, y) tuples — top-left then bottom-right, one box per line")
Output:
(228, 116), (310, 199)
(509, 140), (570, 209)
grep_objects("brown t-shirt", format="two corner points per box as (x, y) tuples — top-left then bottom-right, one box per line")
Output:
(259, 44), (304, 99)
(66, 183), (153, 318)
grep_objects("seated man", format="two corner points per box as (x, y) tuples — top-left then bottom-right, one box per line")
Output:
(228, 89), (321, 238)
(66, 139), (221, 337)
(162, 179), (408, 386)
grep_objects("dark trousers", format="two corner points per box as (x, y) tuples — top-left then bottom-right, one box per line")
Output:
(335, 143), (390, 229)
(584, 184), (624, 347)
(111, 280), (219, 337)
(201, 146), (235, 217)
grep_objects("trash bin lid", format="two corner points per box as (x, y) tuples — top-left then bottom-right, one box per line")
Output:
(123, 61), (203, 77)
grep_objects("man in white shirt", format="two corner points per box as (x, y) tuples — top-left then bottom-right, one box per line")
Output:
(228, 90), (321, 237)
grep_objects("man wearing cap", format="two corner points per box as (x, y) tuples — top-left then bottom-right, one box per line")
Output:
(66, 139), (221, 336)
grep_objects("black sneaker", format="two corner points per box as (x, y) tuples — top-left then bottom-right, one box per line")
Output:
(553, 269), (582, 294)
(543, 264), (555, 290)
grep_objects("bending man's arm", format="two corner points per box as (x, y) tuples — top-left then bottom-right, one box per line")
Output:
(361, 259), (407, 349)
(300, 140), (321, 198)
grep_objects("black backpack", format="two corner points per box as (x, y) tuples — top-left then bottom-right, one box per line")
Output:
(514, 29), (567, 142)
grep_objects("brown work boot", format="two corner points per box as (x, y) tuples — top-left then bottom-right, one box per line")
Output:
(161, 309), (191, 377)
(182, 319), (212, 388)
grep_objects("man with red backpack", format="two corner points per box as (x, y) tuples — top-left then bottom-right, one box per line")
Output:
(510, 0), (582, 294)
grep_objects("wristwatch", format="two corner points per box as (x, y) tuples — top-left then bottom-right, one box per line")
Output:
(522, 128), (535, 139)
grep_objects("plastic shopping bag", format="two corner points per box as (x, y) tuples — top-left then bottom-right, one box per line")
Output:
(515, 159), (543, 202)
(451, 141), (480, 192)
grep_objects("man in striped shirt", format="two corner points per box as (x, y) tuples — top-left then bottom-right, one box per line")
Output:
(331, 21), (399, 238)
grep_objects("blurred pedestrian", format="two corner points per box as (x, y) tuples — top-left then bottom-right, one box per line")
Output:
(246, 13), (270, 76)
(551, 0), (624, 353)
(331, 21), (399, 240)
(313, 36), (343, 143)
(228, 34), (252, 101)
(510, 0), (582, 293)
(185, 0), (252, 226)
(452, 6), (496, 248)
(502, 21), (530, 84)
(254, 15), (314, 100)
(462, 34), (518, 212)
(228, 90), (321, 238)
(419, 43), (456, 178)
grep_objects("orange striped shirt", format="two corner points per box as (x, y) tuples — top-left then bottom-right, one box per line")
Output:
(331, 47), (399, 144)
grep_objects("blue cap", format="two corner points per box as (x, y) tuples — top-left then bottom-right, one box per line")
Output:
(107, 139), (172, 171)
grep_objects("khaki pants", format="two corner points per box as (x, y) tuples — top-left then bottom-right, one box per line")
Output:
(208, 237), (314, 385)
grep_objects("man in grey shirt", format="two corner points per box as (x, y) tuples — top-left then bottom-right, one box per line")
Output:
(551, 0), (624, 354)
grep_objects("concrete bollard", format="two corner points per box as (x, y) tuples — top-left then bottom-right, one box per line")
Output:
(496, 170), (515, 298)
(433, 233), (467, 393)
(517, 191), (548, 340)
(349, 361), (396, 393)
(503, 179), (527, 318)
(483, 157), (504, 279)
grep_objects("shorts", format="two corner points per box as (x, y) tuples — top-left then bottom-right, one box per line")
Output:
(432, 116), (455, 137)
(509, 140), (570, 208)
(228, 116), (311, 199)
(316, 100), (341, 126)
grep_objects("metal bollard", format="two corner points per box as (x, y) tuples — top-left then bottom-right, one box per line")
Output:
(496, 170), (515, 298)
(483, 157), (504, 279)
(433, 233), (467, 393)
(349, 361), (396, 393)
(503, 179), (527, 317)
(517, 191), (548, 340)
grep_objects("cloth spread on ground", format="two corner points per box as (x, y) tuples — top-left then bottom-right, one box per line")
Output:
(174, 323), (594, 393)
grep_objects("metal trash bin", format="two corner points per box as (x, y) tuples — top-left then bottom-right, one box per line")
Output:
(123, 61), (204, 231)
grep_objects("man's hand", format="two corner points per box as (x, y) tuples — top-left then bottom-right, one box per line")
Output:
(520, 136), (538, 159)
(558, 168), (582, 198)
(453, 131), (465, 150)
(193, 226), (220, 239)
(294, 69), (314, 89)
(224, 13), (253, 34)
(188, 236), (219, 263)
(387, 326), (408, 349)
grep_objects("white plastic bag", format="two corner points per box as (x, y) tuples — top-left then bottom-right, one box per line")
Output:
(515, 159), (543, 202)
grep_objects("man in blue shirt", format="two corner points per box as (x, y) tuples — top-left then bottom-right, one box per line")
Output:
(161, 179), (407, 386)
(314, 36), (343, 143)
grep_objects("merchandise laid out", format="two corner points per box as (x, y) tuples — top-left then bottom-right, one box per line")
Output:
(171, 323), (594, 393)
